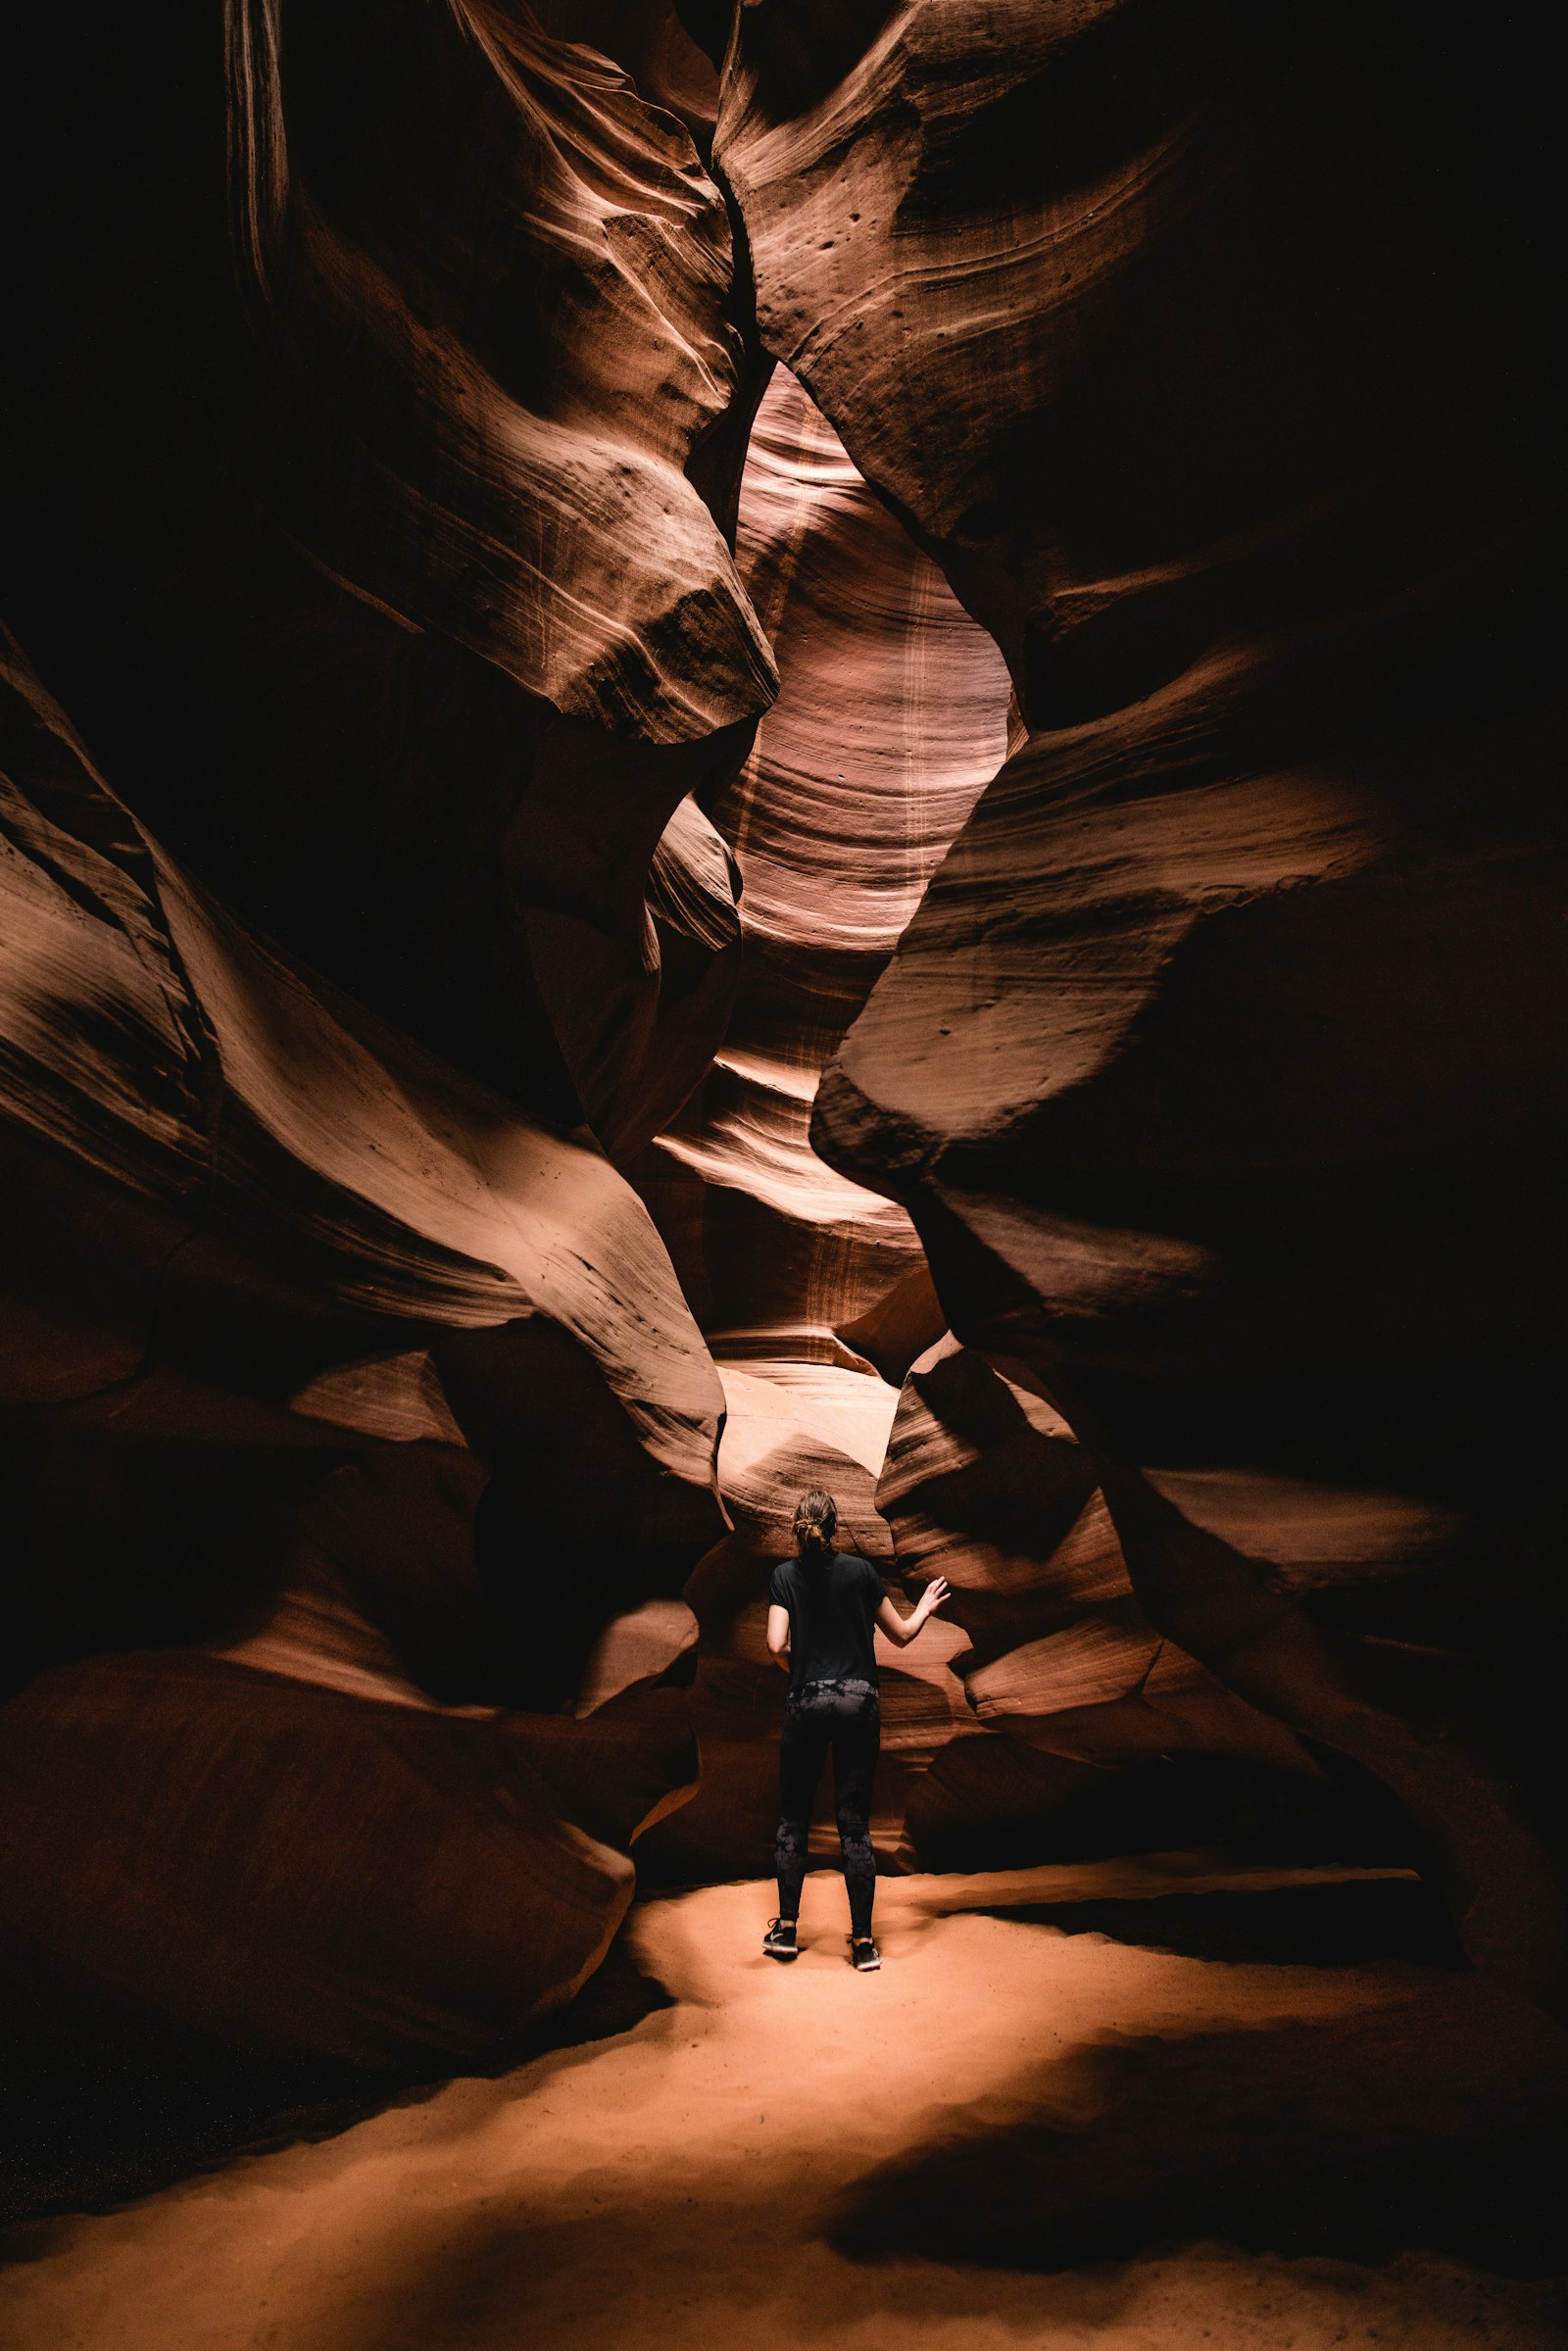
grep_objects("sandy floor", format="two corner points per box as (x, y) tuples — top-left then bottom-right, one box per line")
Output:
(2, 1858), (1564, 2351)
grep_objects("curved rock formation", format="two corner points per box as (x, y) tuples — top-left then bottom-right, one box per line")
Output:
(641, 365), (1010, 1360)
(0, 634), (722, 1500)
(2, 1), (777, 1156)
(633, 367), (1010, 1877)
(0, 629), (712, 2080)
(226, 0), (773, 739)
(1, 1), (786, 2127)
(878, 1337), (1320, 1865)
(5, 0), (1564, 2165)
(0, 1651), (643, 2075)
(714, 3), (1568, 1999)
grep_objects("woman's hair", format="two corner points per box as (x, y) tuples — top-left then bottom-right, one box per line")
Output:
(792, 1489), (838, 1564)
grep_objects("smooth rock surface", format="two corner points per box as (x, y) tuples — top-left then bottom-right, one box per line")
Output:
(717, 1), (1568, 2000)
(0, 631), (719, 2080)
(2, 4), (779, 1152)
(640, 366), (1009, 1357)
(632, 367), (1011, 1874)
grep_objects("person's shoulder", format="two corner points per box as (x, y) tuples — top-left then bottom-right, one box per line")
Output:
(849, 1552), (885, 1592)
(769, 1557), (799, 1603)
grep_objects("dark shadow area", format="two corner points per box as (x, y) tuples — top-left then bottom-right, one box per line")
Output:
(0, 1430), (333, 1701)
(831, 1988), (1568, 2279)
(977, 1871), (1465, 1970)
(909, 1739), (1433, 1878)
(0, 1937), (673, 2231)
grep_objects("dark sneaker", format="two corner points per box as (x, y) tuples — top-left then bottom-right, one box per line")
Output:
(762, 1918), (798, 1961)
(850, 1936), (881, 1972)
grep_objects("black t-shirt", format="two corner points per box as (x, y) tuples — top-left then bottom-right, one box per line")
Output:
(769, 1549), (884, 1695)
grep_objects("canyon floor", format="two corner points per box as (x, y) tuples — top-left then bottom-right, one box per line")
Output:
(2, 1858), (1565, 2351)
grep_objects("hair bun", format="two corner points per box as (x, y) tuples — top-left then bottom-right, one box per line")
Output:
(792, 1488), (839, 1558)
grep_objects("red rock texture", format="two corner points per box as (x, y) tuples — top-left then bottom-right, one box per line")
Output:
(878, 1337), (1321, 1857)
(3, 1), (774, 1156)
(2, 0), (1564, 2141)
(0, 629), (711, 2078)
(634, 365), (1411, 1894)
(226, 0), (774, 738)
(0, 638), (723, 1497)
(632, 367), (1012, 1879)
(0, 1651), (649, 2073)
(641, 367), (1010, 1361)
(0, 1), (785, 2110)
(714, 2), (1568, 2000)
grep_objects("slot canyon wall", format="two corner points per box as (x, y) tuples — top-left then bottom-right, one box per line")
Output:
(710, 0), (1568, 1999)
(0, 0), (766, 2143)
(1, 0), (1564, 2180)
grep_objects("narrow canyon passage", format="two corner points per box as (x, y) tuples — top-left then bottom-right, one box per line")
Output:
(3, 3), (1565, 2339)
(631, 364), (1015, 1885)
(4, 1864), (1563, 2351)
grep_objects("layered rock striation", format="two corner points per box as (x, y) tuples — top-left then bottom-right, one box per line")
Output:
(643, 366), (1010, 1363)
(3, 0), (1564, 2153)
(0, 628), (713, 2095)
(0, 2), (781, 2107)
(4, 0), (780, 1156)
(711, 0), (1568, 1998)
(634, 367), (1010, 1879)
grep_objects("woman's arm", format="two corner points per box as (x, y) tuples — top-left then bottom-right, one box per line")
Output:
(766, 1602), (792, 1669)
(875, 1577), (951, 1647)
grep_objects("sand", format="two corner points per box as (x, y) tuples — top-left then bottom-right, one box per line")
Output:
(2, 1858), (1564, 2351)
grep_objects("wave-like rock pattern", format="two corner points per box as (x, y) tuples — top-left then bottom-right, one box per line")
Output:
(0, 630), (715, 2082)
(642, 367), (1009, 1359)
(2, 3), (775, 1160)
(4, 0), (1564, 2114)
(635, 367), (1009, 1877)
(881, 1339), (1314, 1789)
(0, 1651), (645, 2073)
(226, 0), (774, 740)
(717, 4), (1568, 1999)
(0, 636), (722, 1490)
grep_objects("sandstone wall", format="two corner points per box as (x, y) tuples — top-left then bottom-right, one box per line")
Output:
(2, 1), (1562, 2148)
(712, 0), (1568, 2002)
(0, 2), (771, 2101)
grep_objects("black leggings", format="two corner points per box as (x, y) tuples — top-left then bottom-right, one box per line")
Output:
(775, 1678), (881, 1938)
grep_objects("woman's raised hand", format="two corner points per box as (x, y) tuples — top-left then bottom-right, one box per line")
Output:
(923, 1576), (952, 1616)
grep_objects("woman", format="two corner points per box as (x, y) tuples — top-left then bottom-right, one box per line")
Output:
(762, 1489), (950, 1971)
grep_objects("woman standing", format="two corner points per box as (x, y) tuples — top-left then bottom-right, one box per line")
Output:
(762, 1489), (950, 1970)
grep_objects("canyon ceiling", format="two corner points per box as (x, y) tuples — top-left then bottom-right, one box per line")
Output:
(1, 0), (1563, 2139)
